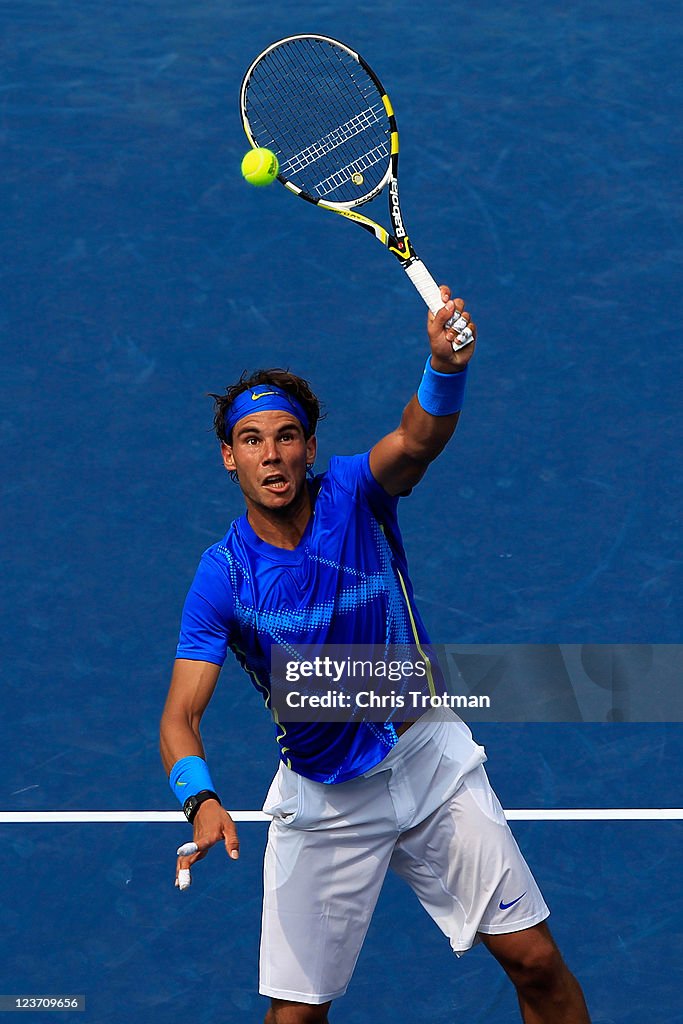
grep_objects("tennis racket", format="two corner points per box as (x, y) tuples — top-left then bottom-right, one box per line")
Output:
(240, 34), (474, 350)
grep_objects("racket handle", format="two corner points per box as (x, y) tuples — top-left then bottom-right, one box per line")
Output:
(404, 260), (474, 350)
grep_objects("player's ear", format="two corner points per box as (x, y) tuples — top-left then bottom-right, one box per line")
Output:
(221, 441), (236, 472)
(305, 434), (317, 466)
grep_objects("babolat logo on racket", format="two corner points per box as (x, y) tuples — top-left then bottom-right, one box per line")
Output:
(390, 180), (406, 237)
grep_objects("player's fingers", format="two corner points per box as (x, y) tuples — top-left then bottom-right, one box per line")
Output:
(452, 322), (476, 351)
(175, 853), (206, 890)
(177, 848), (207, 869)
(446, 300), (473, 338)
(177, 841), (199, 857)
(176, 866), (191, 890)
(223, 820), (240, 861)
(433, 299), (455, 329)
(177, 842), (208, 864)
(175, 840), (210, 890)
(175, 851), (193, 890)
(448, 313), (470, 333)
(429, 291), (455, 327)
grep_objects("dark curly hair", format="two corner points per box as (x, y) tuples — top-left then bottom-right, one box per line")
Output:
(210, 368), (324, 444)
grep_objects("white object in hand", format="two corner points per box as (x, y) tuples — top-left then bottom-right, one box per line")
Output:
(177, 842), (199, 856)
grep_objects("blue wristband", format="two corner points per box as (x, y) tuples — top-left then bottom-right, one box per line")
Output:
(417, 358), (468, 416)
(169, 755), (217, 807)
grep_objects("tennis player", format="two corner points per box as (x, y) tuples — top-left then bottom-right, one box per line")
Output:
(160, 288), (591, 1024)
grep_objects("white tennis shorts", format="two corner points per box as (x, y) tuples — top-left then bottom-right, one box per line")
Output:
(259, 709), (550, 1004)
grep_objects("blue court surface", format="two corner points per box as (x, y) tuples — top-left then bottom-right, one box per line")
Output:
(1, 2), (682, 1021)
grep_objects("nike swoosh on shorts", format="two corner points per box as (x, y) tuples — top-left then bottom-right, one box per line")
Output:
(499, 892), (526, 911)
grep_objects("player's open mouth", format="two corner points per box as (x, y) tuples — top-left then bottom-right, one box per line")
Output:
(262, 475), (289, 491)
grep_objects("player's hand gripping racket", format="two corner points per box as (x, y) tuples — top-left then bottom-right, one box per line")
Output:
(240, 33), (474, 350)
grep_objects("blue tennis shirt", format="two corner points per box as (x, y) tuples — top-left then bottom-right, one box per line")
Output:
(176, 451), (443, 783)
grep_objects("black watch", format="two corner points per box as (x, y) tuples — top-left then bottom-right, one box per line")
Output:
(183, 789), (221, 824)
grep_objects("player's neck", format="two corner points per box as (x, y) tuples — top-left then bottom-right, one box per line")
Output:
(244, 487), (313, 550)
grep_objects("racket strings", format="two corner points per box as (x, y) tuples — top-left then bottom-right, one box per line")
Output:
(250, 41), (379, 153)
(313, 139), (390, 199)
(285, 104), (385, 177)
(244, 37), (392, 204)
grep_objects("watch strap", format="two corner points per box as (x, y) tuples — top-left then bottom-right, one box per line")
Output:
(183, 789), (221, 824)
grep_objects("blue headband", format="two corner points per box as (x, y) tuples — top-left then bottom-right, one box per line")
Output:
(225, 385), (310, 437)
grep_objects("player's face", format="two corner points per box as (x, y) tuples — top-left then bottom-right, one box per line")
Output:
(222, 411), (316, 513)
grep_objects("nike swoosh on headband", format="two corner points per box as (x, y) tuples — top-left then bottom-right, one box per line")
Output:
(499, 892), (526, 911)
(225, 387), (310, 435)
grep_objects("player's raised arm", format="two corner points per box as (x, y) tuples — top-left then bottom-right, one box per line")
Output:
(160, 658), (240, 889)
(369, 285), (476, 497)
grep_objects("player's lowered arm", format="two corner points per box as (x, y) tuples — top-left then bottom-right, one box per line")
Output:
(160, 658), (222, 773)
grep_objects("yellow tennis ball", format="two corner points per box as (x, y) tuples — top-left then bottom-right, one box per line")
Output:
(241, 148), (279, 186)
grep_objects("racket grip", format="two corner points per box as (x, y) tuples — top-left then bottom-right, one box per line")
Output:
(404, 260), (474, 350)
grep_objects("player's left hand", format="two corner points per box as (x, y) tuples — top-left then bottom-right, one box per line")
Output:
(174, 802), (240, 890)
(427, 285), (476, 374)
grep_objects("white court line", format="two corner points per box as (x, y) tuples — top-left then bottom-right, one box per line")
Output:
(0, 809), (682, 823)
(0, 811), (267, 823)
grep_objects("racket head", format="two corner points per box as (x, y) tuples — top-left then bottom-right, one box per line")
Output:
(240, 34), (396, 209)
